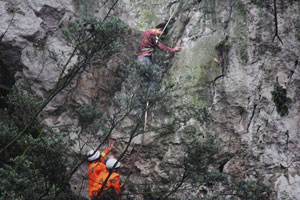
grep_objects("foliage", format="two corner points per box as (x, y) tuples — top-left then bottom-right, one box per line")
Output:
(154, 130), (271, 200)
(287, 0), (300, 4)
(4, 85), (43, 132)
(62, 17), (127, 64)
(271, 82), (291, 117)
(251, 0), (265, 7)
(0, 123), (76, 200)
(112, 59), (175, 120)
(216, 36), (231, 49)
(0, 87), (74, 199)
(91, 191), (122, 200)
(87, 55), (204, 199)
(0, 16), (128, 200)
(0, 86), (43, 161)
(1, 15), (128, 149)
(234, 179), (270, 200)
(185, 136), (219, 180)
(0, 8), (273, 200)
(0, 123), (19, 164)
(75, 104), (103, 125)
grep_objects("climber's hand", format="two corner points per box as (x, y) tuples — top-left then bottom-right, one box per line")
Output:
(173, 46), (181, 52)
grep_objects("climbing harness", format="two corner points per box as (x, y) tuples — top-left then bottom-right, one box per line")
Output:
(141, 48), (154, 53)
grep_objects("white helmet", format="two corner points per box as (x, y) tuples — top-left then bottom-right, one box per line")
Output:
(106, 158), (120, 170)
(87, 150), (100, 161)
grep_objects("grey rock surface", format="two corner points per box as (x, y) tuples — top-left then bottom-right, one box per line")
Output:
(1, 0), (300, 199)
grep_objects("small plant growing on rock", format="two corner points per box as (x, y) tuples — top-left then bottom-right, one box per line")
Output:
(271, 82), (291, 117)
(75, 104), (103, 125)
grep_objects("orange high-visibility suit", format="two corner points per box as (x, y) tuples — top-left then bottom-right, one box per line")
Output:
(91, 171), (121, 199)
(88, 148), (111, 197)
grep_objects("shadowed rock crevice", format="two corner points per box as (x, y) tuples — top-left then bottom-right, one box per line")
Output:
(0, 42), (23, 105)
(34, 5), (65, 26)
(0, 59), (14, 108)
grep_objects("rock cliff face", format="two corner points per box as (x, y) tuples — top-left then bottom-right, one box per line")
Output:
(1, 0), (300, 199)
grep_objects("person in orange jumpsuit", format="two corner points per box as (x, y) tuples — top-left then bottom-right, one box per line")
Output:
(87, 140), (114, 198)
(91, 158), (124, 200)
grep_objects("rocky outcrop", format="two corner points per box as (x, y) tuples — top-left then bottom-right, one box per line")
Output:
(1, 0), (300, 199)
(169, 0), (300, 199)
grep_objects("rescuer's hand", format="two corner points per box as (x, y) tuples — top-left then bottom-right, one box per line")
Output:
(121, 184), (126, 191)
(108, 139), (115, 149)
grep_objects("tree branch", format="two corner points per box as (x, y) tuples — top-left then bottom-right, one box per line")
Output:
(0, 36), (99, 155)
(0, 84), (11, 91)
(96, 116), (144, 197)
(162, 166), (189, 200)
(0, 9), (15, 42)
(272, 0), (283, 44)
(103, 0), (120, 22)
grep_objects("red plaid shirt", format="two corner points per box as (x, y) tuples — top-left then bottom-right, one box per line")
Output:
(138, 30), (176, 58)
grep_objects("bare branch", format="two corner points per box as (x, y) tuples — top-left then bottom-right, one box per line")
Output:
(103, 0), (120, 22)
(272, 0), (283, 44)
(96, 116), (144, 197)
(0, 84), (11, 91)
(0, 31), (114, 154)
(162, 166), (189, 200)
(0, 9), (15, 42)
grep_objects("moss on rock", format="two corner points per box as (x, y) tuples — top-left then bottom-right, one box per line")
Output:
(132, 0), (170, 30)
(233, 0), (249, 66)
(169, 32), (222, 107)
(137, 10), (159, 29)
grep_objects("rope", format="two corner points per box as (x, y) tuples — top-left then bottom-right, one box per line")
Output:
(125, 0), (180, 189)
(143, 101), (149, 132)
(158, 1), (180, 40)
(124, 102), (149, 185)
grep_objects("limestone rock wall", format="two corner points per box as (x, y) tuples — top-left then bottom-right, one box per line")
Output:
(169, 0), (300, 199)
(1, 0), (300, 199)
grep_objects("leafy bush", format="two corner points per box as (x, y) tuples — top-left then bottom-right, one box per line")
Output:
(75, 104), (103, 125)
(0, 128), (72, 200)
(4, 86), (42, 133)
(62, 17), (127, 64)
(0, 16), (127, 200)
(235, 179), (271, 200)
(185, 136), (219, 178)
(271, 82), (291, 117)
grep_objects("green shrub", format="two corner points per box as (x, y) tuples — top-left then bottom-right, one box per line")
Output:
(75, 104), (103, 125)
(0, 131), (72, 200)
(271, 82), (291, 117)
(0, 16), (128, 199)
(235, 179), (271, 200)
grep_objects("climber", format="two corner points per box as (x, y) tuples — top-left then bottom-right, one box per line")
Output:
(137, 23), (181, 65)
(137, 23), (181, 93)
(87, 140), (114, 198)
(91, 158), (125, 200)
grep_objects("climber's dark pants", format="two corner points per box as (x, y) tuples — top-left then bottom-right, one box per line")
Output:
(138, 56), (153, 66)
(137, 56), (158, 89)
